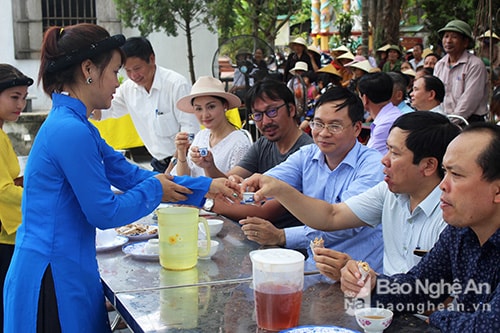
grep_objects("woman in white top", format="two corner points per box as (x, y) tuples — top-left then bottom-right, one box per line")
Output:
(172, 76), (252, 177)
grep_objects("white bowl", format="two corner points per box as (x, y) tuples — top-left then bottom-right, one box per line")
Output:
(355, 307), (393, 333)
(204, 219), (223, 237)
(198, 240), (219, 260)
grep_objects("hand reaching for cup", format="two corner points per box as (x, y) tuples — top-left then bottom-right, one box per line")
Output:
(239, 173), (289, 202)
(206, 177), (242, 203)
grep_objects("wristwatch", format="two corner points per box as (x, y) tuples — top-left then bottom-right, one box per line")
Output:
(203, 198), (214, 212)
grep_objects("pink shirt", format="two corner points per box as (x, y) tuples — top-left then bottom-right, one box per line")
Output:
(434, 52), (488, 119)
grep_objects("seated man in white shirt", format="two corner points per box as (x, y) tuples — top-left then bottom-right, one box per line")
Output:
(93, 37), (200, 172)
(410, 75), (445, 114)
(241, 112), (461, 275)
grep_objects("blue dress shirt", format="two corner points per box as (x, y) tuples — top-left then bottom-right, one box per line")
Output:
(265, 141), (385, 274)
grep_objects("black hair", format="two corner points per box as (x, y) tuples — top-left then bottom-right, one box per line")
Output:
(245, 78), (295, 117)
(314, 86), (364, 123)
(390, 112), (461, 179)
(420, 75), (445, 103)
(461, 122), (500, 181)
(121, 37), (155, 63)
(387, 71), (409, 96)
(38, 23), (124, 96)
(357, 72), (393, 103)
(0, 64), (33, 93)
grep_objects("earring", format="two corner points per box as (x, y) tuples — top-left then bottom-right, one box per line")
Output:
(86, 77), (93, 85)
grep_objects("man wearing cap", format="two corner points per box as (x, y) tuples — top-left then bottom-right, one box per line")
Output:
(93, 37), (199, 172)
(284, 37), (313, 82)
(382, 45), (403, 72)
(434, 19), (488, 123)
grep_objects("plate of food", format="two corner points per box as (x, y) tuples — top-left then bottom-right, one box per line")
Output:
(96, 235), (129, 253)
(122, 240), (159, 261)
(280, 326), (360, 333)
(115, 223), (158, 241)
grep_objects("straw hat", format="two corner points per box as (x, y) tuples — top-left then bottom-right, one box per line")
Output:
(336, 51), (355, 61)
(402, 68), (416, 78)
(290, 37), (308, 48)
(176, 76), (241, 113)
(479, 30), (500, 41)
(317, 64), (342, 78)
(332, 45), (350, 53)
(421, 48), (433, 59)
(376, 44), (391, 52)
(345, 55), (367, 67)
(290, 61), (309, 75)
(347, 60), (373, 73)
(308, 45), (321, 55)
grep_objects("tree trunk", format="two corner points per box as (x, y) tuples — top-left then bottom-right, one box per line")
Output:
(184, 18), (196, 84)
(383, 0), (402, 45)
(361, 0), (370, 57)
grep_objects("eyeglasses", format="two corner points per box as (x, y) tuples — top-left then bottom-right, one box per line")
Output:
(251, 103), (286, 121)
(309, 121), (352, 134)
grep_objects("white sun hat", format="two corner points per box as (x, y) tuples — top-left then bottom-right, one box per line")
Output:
(290, 61), (309, 75)
(176, 76), (241, 113)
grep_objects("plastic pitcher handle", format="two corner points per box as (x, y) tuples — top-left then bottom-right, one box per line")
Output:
(198, 217), (211, 256)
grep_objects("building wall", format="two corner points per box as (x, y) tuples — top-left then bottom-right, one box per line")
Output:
(1, 0), (218, 112)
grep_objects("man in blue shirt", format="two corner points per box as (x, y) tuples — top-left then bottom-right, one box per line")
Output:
(240, 86), (385, 278)
(341, 123), (500, 332)
(241, 112), (461, 276)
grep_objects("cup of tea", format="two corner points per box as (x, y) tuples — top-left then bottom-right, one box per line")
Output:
(199, 147), (208, 157)
(250, 248), (305, 331)
(157, 206), (211, 270)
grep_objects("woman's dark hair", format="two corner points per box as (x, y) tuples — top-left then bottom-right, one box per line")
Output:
(315, 86), (364, 124)
(420, 75), (445, 103)
(461, 122), (500, 181)
(0, 64), (33, 93)
(390, 112), (461, 179)
(245, 78), (295, 118)
(38, 23), (124, 97)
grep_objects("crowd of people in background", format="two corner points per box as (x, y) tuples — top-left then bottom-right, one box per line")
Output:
(1, 17), (499, 332)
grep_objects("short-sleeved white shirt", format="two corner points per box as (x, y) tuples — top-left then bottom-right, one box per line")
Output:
(101, 66), (200, 160)
(345, 181), (446, 274)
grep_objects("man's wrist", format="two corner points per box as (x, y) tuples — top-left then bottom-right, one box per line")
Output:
(278, 229), (286, 247)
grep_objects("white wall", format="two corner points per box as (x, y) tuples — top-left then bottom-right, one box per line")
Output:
(0, 0), (218, 112)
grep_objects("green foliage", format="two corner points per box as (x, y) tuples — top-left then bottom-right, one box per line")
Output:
(113, 0), (212, 36)
(420, 0), (476, 48)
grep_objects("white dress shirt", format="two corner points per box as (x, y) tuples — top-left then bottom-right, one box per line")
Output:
(101, 66), (200, 160)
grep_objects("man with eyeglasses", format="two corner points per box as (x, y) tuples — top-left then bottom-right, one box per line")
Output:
(202, 79), (313, 228)
(358, 72), (402, 155)
(241, 112), (460, 277)
(239, 86), (385, 279)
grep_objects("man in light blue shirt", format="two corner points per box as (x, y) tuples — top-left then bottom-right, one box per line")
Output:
(240, 86), (384, 278)
(241, 112), (461, 276)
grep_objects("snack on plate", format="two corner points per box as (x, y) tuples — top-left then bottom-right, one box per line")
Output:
(357, 260), (370, 280)
(116, 223), (158, 236)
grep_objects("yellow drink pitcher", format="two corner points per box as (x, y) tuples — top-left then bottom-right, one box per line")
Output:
(157, 206), (210, 270)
